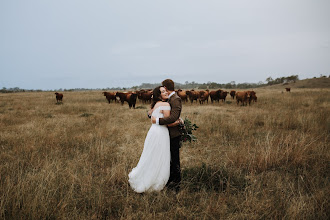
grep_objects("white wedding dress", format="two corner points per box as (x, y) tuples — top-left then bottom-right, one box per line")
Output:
(128, 106), (171, 193)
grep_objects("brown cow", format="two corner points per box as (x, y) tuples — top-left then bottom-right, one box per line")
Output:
(116, 92), (138, 109)
(198, 90), (209, 104)
(136, 90), (144, 102)
(137, 90), (152, 104)
(230, 90), (236, 99)
(103, 92), (116, 103)
(236, 91), (248, 106)
(247, 91), (257, 105)
(176, 89), (188, 103)
(285, 88), (291, 92)
(209, 89), (222, 103)
(219, 91), (228, 102)
(54, 92), (63, 103)
(186, 90), (199, 104)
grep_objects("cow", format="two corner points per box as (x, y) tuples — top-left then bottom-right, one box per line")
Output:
(235, 91), (249, 106)
(247, 91), (257, 105)
(198, 89), (209, 104)
(230, 90), (236, 99)
(137, 90), (152, 104)
(285, 88), (291, 92)
(176, 89), (188, 103)
(136, 90), (144, 102)
(103, 92), (116, 103)
(54, 92), (63, 103)
(116, 92), (138, 109)
(186, 90), (199, 104)
(219, 91), (228, 102)
(209, 89), (222, 103)
(128, 93), (138, 109)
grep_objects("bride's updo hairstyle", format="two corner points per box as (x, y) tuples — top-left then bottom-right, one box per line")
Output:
(151, 86), (163, 109)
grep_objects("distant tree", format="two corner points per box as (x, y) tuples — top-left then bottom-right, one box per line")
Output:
(266, 77), (274, 85)
(199, 83), (208, 89)
(286, 75), (299, 83)
(224, 83), (233, 89)
(207, 82), (220, 89)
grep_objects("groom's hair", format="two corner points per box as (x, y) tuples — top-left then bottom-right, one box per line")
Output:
(162, 79), (174, 91)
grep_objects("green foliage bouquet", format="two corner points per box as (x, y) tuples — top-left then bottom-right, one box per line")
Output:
(179, 117), (199, 143)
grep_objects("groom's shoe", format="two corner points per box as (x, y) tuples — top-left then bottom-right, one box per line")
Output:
(165, 182), (175, 190)
(166, 182), (180, 193)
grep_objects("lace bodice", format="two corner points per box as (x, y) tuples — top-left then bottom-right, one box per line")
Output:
(151, 106), (171, 118)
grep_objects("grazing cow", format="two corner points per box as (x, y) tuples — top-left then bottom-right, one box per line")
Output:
(54, 92), (63, 103)
(219, 91), (228, 102)
(236, 91), (249, 106)
(176, 89), (188, 103)
(103, 92), (116, 103)
(136, 90), (144, 102)
(247, 91), (257, 105)
(186, 90), (199, 104)
(209, 90), (221, 103)
(230, 90), (236, 99)
(128, 93), (138, 109)
(116, 92), (138, 109)
(285, 88), (291, 92)
(198, 90), (209, 104)
(137, 90), (152, 104)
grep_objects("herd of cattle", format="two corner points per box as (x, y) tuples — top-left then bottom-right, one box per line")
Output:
(55, 89), (263, 108)
(102, 89), (258, 108)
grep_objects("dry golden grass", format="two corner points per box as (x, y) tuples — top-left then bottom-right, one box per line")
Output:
(0, 89), (329, 219)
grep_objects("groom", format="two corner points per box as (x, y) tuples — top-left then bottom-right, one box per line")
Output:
(151, 79), (182, 192)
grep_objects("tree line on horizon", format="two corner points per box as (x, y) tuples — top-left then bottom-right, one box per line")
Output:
(0, 75), (313, 93)
(121, 75), (300, 90)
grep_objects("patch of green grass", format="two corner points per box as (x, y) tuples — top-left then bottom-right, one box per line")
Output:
(80, 113), (93, 117)
(182, 163), (249, 193)
(45, 113), (53, 118)
(135, 105), (147, 109)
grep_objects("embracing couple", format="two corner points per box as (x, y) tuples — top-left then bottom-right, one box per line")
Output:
(128, 79), (182, 193)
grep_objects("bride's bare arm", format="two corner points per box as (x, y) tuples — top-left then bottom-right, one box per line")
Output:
(151, 103), (170, 124)
(162, 109), (170, 118)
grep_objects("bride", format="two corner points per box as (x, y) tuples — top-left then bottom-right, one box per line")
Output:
(128, 86), (180, 193)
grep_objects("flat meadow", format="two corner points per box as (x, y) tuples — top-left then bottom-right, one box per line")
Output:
(0, 88), (329, 219)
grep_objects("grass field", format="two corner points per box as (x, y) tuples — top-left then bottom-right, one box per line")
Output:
(0, 88), (329, 219)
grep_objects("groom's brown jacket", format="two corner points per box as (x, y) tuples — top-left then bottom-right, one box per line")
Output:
(159, 92), (182, 138)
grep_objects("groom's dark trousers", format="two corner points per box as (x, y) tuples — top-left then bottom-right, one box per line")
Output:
(168, 136), (181, 190)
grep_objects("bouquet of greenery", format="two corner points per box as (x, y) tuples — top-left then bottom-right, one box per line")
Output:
(179, 117), (199, 143)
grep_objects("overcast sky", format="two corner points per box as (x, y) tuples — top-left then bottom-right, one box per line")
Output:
(1, 0), (329, 90)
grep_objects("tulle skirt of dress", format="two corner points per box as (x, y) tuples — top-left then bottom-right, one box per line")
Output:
(128, 124), (171, 193)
